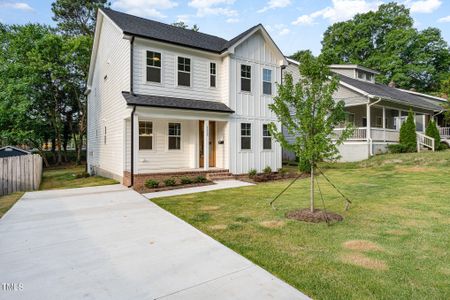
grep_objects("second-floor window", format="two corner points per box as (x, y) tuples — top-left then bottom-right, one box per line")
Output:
(241, 123), (251, 150)
(178, 57), (191, 87)
(241, 64), (251, 92)
(139, 121), (153, 150)
(168, 123), (181, 150)
(263, 124), (272, 150)
(263, 69), (272, 95)
(146, 51), (161, 83)
(210, 62), (216, 87)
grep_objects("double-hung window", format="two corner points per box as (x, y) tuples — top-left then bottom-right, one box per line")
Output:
(241, 123), (251, 150)
(262, 124), (272, 150)
(146, 51), (161, 83)
(168, 123), (181, 150)
(241, 64), (251, 92)
(178, 57), (191, 87)
(262, 69), (272, 95)
(139, 121), (153, 150)
(210, 62), (216, 87)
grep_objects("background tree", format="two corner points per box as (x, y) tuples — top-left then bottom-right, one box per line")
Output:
(171, 21), (200, 32)
(440, 78), (450, 122)
(51, 0), (110, 36)
(268, 53), (352, 212)
(399, 110), (417, 152)
(321, 2), (450, 93)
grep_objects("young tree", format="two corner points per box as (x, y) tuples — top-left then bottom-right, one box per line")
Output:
(268, 53), (353, 212)
(399, 109), (417, 152)
(425, 120), (442, 150)
(51, 0), (110, 36)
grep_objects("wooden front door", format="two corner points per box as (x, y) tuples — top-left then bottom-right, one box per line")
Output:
(199, 121), (216, 167)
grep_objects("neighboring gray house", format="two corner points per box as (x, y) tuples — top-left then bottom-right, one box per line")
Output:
(0, 146), (31, 158)
(284, 59), (448, 162)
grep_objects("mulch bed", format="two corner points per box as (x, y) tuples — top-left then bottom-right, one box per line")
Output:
(137, 181), (214, 194)
(286, 208), (344, 223)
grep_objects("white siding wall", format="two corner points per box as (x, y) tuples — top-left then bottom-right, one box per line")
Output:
(133, 39), (224, 102)
(331, 68), (355, 78)
(228, 32), (283, 174)
(87, 15), (130, 181)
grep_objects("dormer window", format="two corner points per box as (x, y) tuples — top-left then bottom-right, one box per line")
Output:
(357, 70), (374, 82)
(146, 51), (161, 83)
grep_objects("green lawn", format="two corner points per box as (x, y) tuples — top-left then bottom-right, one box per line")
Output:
(39, 165), (117, 190)
(0, 164), (117, 219)
(153, 151), (450, 300)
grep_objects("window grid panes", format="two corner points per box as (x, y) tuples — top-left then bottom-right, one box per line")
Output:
(210, 62), (216, 87)
(139, 121), (153, 150)
(178, 57), (191, 87)
(263, 124), (272, 150)
(241, 64), (251, 92)
(168, 123), (181, 150)
(263, 69), (272, 95)
(146, 51), (161, 83)
(241, 123), (251, 150)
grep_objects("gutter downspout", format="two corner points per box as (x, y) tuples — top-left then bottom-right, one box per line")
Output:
(129, 36), (135, 188)
(367, 97), (382, 156)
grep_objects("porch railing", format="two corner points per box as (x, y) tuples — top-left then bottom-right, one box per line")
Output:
(333, 127), (399, 142)
(417, 132), (435, 152)
(333, 127), (366, 140)
(439, 127), (450, 138)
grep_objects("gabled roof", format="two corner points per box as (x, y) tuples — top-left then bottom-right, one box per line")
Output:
(122, 92), (234, 113)
(335, 73), (443, 111)
(101, 8), (262, 54)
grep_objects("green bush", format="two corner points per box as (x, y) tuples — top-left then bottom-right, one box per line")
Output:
(180, 177), (193, 185)
(145, 179), (159, 188)
(298, 158), (312, 173)
(193, 175), (208, 183)
(388, 144), (409, 153)
(263, 166), (272, 174)
(425, 120), (442, 150)
(399, 109), (417, 152)
(163, 178), (177, 186)
(248, 168), (257, 177)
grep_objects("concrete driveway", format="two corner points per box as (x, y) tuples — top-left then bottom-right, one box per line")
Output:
(0, 185), (309, 299)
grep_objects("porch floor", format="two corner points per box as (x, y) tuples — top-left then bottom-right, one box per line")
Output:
(138, 167), (228, 175)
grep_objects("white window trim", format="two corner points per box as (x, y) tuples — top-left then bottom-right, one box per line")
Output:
(176, 56), (192, 88)
(144, 49), (164, 86)
(239, 63), (252, 94)
(262, 68), (273, 96)
(167, 122), (182, 151)
(262, 124), (273, 151)
(209, 61), (217, 89)
(138, 121), (155, 151)
(239, 122), (252, 152)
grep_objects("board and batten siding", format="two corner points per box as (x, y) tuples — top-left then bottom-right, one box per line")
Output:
(87, 14), (130, 181)
(228, 32), (283, 174)
(133, 39), (224, 103)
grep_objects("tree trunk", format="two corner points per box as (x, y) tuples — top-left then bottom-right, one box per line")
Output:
(310, 163), (315, 213)
(76, 135), (83, 165)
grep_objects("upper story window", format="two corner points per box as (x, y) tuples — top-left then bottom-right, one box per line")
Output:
(357, 70), (374, 82)
(178, 57), (191, 87)
(168, 122), (181, 150)
(262, 124), (272, 150)
(139, 121), (153, 150)
(241, 123), (251, 150)
(146, 51), (161, 83)
(241, 64), (251, 92)
(210, 62), (216, 88)
(263, 69), (272, 95)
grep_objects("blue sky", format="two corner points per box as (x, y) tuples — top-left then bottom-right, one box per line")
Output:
(1, 0), (450, 55)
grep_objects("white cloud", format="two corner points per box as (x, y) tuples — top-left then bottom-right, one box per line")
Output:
(0, 2), (33, 11)
(278, 28), (290, 35)
(268, 24), (291, 36)
(258, 0), (291, 13)
(112, 0), (178, 19)
(405, 0), (442, 14)
(438, 15), (450, 23)
(292, 0), (381, 25)
(226, 18), (239, 23)
(188, 0), (238, 17)
(176, 14), (191, 23)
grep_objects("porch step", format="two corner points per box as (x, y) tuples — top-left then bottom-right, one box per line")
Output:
(207, 172), (234, 181)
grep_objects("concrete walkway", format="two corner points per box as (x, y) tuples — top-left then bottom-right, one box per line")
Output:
(144, 179), (254, 199)
(0, 185), (309, 300)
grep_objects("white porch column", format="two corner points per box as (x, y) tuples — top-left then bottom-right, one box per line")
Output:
(382, 106), (386, 141)
(203, 120), (209, 170)
(367, 103), (372, 156)
(133, 114), (139, 174)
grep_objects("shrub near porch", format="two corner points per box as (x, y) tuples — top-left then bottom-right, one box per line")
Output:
(152, 151), (450, 300)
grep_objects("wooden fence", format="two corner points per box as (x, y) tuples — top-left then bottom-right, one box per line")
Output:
(0, 154), (43, 196)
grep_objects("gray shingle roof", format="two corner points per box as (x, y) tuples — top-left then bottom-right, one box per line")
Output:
(335, 73), (443, 111)
(122, 92), (234, 113)
(101, 8), (257, 53)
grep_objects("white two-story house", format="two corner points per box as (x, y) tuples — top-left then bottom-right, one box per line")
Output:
(86, 8), (287, 187)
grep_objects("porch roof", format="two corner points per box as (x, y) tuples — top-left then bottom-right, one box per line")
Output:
(122, 92), (234, 113)
(335, 73), (443, 111)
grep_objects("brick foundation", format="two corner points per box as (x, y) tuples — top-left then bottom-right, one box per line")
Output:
(123, 169), (230, 190)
